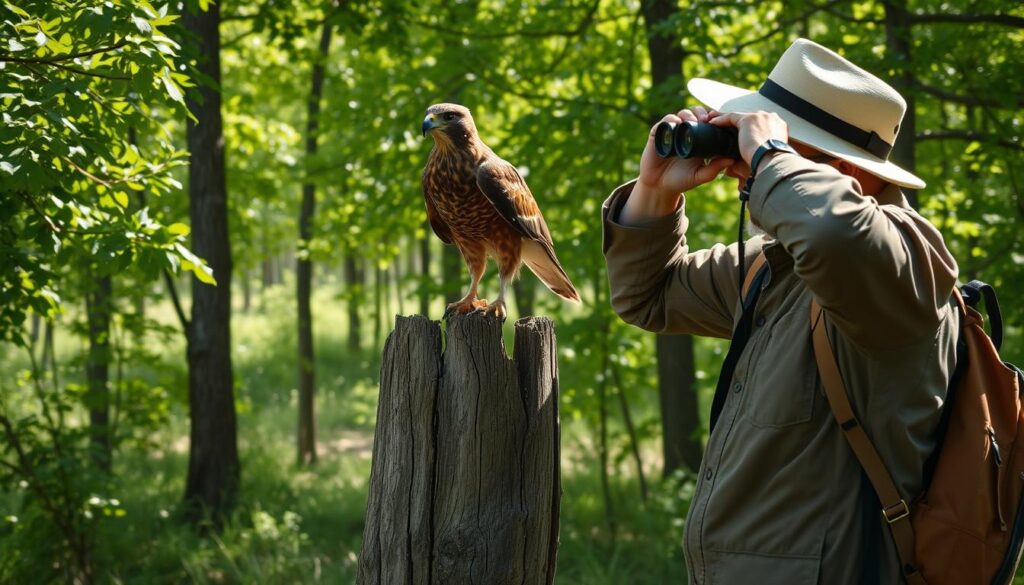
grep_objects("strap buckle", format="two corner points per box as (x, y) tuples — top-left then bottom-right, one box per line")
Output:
(882, 500), (910, 524)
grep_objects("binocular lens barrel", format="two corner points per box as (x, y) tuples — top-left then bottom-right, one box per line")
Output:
(653, 120), (741, 160)
(655, 122), (676, 158)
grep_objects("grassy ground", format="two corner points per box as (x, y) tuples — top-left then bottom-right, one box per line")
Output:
(0, 279), (692, 584)
(15, 277), (1015, 584)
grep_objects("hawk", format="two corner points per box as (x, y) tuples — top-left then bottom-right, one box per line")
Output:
(421, 103), (580, 321)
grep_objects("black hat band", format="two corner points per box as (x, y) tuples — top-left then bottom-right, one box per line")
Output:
(758, 78), (893, 159)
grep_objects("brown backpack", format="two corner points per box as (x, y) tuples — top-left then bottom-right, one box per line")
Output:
(816, 281), (1024, 583)
(741, 255), (1024, 584)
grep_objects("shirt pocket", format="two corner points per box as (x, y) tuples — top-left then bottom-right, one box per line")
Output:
(709, 549), (821, 585)
(744, 302), (819, 428)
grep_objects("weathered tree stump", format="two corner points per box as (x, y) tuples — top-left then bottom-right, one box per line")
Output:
(358, 313), (560, 585)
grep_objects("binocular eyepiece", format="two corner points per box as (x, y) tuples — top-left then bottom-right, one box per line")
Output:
(654, 120), (741, 160)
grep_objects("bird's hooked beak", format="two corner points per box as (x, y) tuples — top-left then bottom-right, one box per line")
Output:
(422, 114), (439, 137)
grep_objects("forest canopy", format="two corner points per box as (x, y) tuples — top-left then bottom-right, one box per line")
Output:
(1, 0), (1021, 582)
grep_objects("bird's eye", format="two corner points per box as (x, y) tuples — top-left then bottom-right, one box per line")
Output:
(444, 113), (456, 121)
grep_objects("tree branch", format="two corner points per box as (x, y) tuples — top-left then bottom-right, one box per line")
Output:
(910, 12), (1024, 28)
(964, 236), (1020, 274)
(0, 40), (129, 64)
(129, 156), (193, 335)
(41, 60), (129, 80)
(398, 0), (620, 40)
(222, 28), (260, 50)
(62, 156), (115, 187)
(220, 13), (260, 23)
(811, 2), (883, 24)
(477, 73), (647, 122)
(17, 191), (60, 234)
(913, 80), (1024, 109)
(724, 0), (847, 57)
(164, 270), (191, 333)
(916, 130), (1023, 151)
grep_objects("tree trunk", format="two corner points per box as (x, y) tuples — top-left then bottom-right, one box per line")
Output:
(393, 259), (405, 317)
(884, 0), (917, 209)
(359, 314), (560, 584)
(85, 272), (112, 472)
(656, 334), (702, 475)
(640, 0), (686, 110)
(183, 0), (239, 523)
(262, 257), (273, 291)
(345, 255), (362, 351)
(374, 264), (383, 349)
(242, 271), (251, 314)
(641, 0), (702, 476)
(29, 313), (40, 357)
(40, 319), (54, 374)
(419, 227), (432, 316)
(296, 18), (332, 468)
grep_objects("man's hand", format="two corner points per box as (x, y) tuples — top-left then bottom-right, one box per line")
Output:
(621, 106), (735, 225)
(637, 106), (736, 196)
(707, 111), (790, 167)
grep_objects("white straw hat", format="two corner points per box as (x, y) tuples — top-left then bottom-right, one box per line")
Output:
(688, 38), (925, 189)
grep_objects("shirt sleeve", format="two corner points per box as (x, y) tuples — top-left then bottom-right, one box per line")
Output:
(601, 179), (765, 339)
(748, 154), (958, 350)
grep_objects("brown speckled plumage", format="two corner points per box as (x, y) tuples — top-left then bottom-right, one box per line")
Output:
(421, 103), (579, 320)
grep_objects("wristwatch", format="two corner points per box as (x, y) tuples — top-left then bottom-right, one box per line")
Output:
(750, 139), (798, 178)
(740, 139), (796, 201)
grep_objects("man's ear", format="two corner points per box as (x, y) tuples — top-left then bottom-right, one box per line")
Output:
(835, 159), (859, 178)
(835, 159), (884, 195)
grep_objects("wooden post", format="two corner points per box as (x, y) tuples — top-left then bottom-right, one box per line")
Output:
(359, 313), (560, 585)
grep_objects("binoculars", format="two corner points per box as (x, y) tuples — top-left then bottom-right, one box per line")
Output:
(654, 121), (741, 160)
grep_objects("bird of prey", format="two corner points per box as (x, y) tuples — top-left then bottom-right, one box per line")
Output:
(421, 103), (580, 321)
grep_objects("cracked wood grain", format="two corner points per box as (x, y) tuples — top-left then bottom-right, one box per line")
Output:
(358, 313), (560, 585)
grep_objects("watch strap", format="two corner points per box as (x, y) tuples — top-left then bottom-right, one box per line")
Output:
(750, 140), (797, 178)
(741, 140), (797, 201)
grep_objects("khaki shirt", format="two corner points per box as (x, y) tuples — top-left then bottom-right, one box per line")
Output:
(602, 154), (959, 584)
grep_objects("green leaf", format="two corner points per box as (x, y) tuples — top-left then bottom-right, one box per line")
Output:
(167, 223), (190, 236)
(160, 69), (183, 104)
(131, 14), (152, 34)
(114, 191), (129, 208)
(192, 262), (216, 285)
(174, 243), (217, 285)
(5, 3), (30, 18)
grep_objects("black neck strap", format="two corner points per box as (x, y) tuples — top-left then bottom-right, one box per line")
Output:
(758, 78), (893, 160)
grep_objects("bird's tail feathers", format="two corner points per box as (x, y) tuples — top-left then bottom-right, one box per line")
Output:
(521, 240), (581, 304)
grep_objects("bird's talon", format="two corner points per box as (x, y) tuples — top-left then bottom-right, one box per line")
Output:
(445, 297), (489, 318)
(479, 300), (507, 322)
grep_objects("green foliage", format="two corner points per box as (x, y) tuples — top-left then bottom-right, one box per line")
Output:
(0, 1), (213, 579)
(1, 0), (1022, 581)
(0, 0), (211, 346)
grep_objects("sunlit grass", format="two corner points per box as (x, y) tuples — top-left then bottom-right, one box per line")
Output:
(1, 275), (697, 584)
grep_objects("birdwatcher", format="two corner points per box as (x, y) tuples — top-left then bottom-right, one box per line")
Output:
(602, 38), (959, 584)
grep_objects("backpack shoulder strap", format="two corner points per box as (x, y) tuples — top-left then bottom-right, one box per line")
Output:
(810, 301), (927, 585)
(960, 280), (1002, 350)
(741, 251), (769, 299)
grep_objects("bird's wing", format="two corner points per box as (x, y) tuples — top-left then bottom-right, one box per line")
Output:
(478, 157), (581, 303)
(475, 157), (554, 245)
(422, 167), (454, 245)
